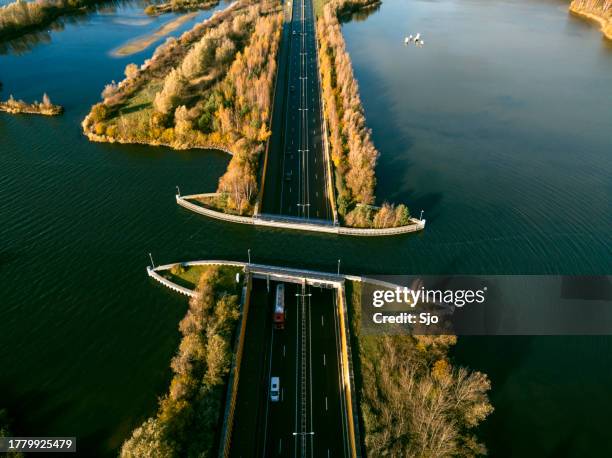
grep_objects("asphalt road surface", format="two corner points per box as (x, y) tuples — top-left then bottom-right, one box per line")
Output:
(229, 279), (349, 458)
(261, 0), (332, 221)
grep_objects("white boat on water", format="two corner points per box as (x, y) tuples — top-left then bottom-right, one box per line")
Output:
(404, 33), (424, 46)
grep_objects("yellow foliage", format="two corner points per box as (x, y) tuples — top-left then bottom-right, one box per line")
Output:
(105, 125), (117, 137)
(161, 128), (175, 143)
(432, 359), (452, 383)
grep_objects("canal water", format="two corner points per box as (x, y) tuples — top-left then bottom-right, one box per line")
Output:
(0, 0), (610, 455)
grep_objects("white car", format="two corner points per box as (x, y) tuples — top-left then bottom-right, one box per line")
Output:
(270, 377), (280, 402)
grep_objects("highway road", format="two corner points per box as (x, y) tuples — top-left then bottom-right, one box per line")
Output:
(230, 279), (349, 458)
(261, 0), (332, 221)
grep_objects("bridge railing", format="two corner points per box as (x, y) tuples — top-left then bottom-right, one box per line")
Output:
(177, 194), (255, 225)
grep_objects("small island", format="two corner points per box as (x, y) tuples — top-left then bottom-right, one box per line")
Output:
(0, 93), (63, 116)
(144, 0), (220, 16)
(570, 0), (612, 40)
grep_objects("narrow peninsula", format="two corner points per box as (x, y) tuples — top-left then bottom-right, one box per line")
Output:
(145, 0), (221, 16)
(317, 0), (413, 229)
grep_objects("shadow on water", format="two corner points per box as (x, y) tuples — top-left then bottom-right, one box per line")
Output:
(0, 380), (129, 456)
(452, 336), (535, 454)
(400, 190), (444, 223)
(0, 0), (148, 56)
(338, 1), (381, 23)
(0, 30), (53, 55)
(0, 382), (82, 448)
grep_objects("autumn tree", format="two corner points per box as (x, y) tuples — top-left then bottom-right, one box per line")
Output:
(154, 68), (187, 115)
(124, 63), (139, 79)
(120, 266), (241, 457)
(360, 335), (493, 457)
(41, 93), (51, 107)
(316, 0), (419, 228)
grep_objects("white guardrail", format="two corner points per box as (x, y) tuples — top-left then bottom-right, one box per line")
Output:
(147, 260), (405, 295)
(146, 266), (197, 297)
(176, 194), (426, 236)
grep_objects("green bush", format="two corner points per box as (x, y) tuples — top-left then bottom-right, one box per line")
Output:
(89, 103), (110, 123)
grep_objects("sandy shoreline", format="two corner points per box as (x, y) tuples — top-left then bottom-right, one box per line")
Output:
(111, 12), (198, 57)
(569, 3), (612, 40)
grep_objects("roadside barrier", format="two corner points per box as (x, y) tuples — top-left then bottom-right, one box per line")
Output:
(337, 285), (361, 458)
(146, 267), (196, 297)
(218, 274), (252, 458)
(176, 194), (426, 236)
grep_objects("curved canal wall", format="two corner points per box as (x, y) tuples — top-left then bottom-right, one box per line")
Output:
(176, 193), (426, 236)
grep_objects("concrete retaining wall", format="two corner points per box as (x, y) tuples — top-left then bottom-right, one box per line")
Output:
(147, 266), (196, 297)
(177, 194), (426, 236)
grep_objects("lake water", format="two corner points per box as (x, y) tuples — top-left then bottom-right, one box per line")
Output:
(0, 0), (610, 455)
(342, 0), (611, 455)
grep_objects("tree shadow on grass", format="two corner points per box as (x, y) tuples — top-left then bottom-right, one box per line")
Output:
(119, 102), (151, 115)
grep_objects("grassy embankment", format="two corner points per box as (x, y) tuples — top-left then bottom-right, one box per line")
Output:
(317, 0), (418, 229)
(83, 0), (282, 216)
(121, 265), (242, 457)
(314, 0), (330, 17)
(0, 93), (62, 115)
(346, 281), (494, 456)
(162, 264), (215, 289)
(570, 0), (612, 40)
